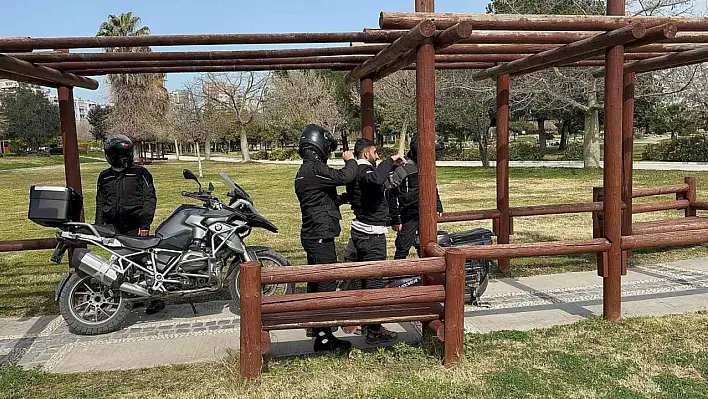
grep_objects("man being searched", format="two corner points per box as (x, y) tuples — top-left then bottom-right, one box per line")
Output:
(294, 124), (358, 352)
(338, 138), (405, 344)
(388, 133), (445, 259)
(95, 134), (165, 314)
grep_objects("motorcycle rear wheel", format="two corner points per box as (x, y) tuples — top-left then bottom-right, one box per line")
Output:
(59, 273), (132, 335)
(227, 249), (295, 313)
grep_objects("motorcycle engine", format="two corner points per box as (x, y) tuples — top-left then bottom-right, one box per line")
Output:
(180, 250), (210, 272)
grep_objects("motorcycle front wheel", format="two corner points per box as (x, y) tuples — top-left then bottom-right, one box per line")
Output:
(58, 273), (132, 335)
(227, 249), (295, 313)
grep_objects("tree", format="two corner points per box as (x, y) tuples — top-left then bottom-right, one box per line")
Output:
(198, 72), (268, 162)
(375, 71), (417, 149)
(437, 82), (495, 166)
(264, 71), (345, 150)
(0, 84), (59, 152)
(87, 105), (111, 141)
(97, 12), (169, 150)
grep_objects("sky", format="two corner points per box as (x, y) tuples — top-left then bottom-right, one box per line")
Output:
(0, 0), (489, 102)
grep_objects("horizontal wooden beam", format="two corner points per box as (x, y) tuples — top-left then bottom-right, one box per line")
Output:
(0, 31), (403, 51)
(14, 46), (386, 63)
(621, 228), (708, 250)
(626, 46), (708, 74)
(346, 19), (436, 82)
(380, 12), (708, 31)
(262, 303), (444, 330)
(632, 199), (690, 213)
(45, 55), (373, 70)
(449, 238), (611, 260)
(261, 257), (445, 285)
(73, 63), (363, 75)
(0, 53), (98, 89)
(261, 285), (445, 314)
(374, 22), (474, 80)
(474, 23), (646, 80)
(0, 238), (57, 252)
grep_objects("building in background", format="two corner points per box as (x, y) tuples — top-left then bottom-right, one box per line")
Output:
(46, 94), (99, 121)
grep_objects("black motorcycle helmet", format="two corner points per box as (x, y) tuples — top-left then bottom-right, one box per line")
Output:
(298, 124), (337, 160)
(104, 134), (134, 169)
(407, 132), (445, 162)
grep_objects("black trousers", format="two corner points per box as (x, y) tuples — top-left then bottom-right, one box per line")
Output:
(351, 229), (387, 331)
(394, 217), (421, 260)
(301, 238), (338, 294)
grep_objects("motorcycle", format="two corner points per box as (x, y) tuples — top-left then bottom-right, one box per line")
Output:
(29, 169), (294, 335)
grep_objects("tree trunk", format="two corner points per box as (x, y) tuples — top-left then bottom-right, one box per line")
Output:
(240, 131), (251, 162)
(537, 119), (547, 150)
(583, 101), (601, 168)
(341, 131), (349, 152)
(174, 139), (181, 161)
(195, 141), (203, 178)
(479, 126), (491, 167)
(399, 119), (409, 156)
(559, 121), (569, 151)
(205, 138), (212, 161)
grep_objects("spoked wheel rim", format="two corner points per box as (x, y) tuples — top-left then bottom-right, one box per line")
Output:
(68, 276), (123, 325)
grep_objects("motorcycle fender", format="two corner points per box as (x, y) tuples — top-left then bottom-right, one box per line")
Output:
(224, 234), (246, 254)
(245, 246), (270, 255)
(54, 273), (72, 302)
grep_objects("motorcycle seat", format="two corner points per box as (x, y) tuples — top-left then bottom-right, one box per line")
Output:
(116, 235), (161, 249)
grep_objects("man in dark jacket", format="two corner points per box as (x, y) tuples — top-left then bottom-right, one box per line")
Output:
(388, 133), (444, 259)
(339, 138), (404, 344)
(294, 124), (357, 352)
(95, 134), (163, 314)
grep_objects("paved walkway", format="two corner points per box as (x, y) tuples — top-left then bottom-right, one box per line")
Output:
(1, 258), (707, 373)
(168, 154), (708, 171)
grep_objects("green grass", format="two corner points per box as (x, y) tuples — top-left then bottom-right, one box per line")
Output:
(0, 155), (101, 170)
(1, 312), (707, 398)
(1, 161), (708, 317)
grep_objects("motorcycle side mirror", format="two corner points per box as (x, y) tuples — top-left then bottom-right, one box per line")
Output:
(208, 182), (214, 192)
(183, 169), (202, 191)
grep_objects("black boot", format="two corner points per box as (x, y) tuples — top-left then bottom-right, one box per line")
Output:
(313, 329), (352, 353)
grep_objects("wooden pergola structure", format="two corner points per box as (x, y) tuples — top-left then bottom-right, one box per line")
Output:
(5, 1), (708, 371)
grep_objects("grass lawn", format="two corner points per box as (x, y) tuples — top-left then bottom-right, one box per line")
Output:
(1, 312), (706, 398)
(1, 160), (708, 317)
(0, 155), (101, 170)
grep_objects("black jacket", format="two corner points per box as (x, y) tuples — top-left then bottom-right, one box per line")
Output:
(295, 158), (358, 240)
(95, 165), (157, 233)
(340, 158), (396, 227)
(388, 157), (443, 223)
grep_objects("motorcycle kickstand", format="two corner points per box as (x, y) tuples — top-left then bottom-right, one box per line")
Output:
(189, 301), (198, 316)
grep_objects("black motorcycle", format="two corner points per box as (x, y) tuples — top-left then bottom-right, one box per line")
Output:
(29, 169), (294, 335)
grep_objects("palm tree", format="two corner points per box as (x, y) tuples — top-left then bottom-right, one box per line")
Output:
(96, 12), (168, 151)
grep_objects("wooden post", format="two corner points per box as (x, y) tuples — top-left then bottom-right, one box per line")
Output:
(496, 73), (511, 275)
(593, 187), (608, 277)
(239, 261), (262, 380)
(603, 0), (625, 322)
(415, 0), (440, 285)
(621, 72), (635, 275)
(444, 249), (466, 366)
(360, 76), (374, 141)
(684, 176), (697, 217)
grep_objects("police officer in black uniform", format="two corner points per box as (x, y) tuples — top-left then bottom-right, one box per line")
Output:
(388, 133), (445, 259)
(95, 135), (163, 314)
(294, 124), (357, 352)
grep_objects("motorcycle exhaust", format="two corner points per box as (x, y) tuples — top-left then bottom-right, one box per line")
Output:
(72, 249), (150, 297)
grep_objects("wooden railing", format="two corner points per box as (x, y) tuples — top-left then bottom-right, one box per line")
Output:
(238, 254), (466, 379)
